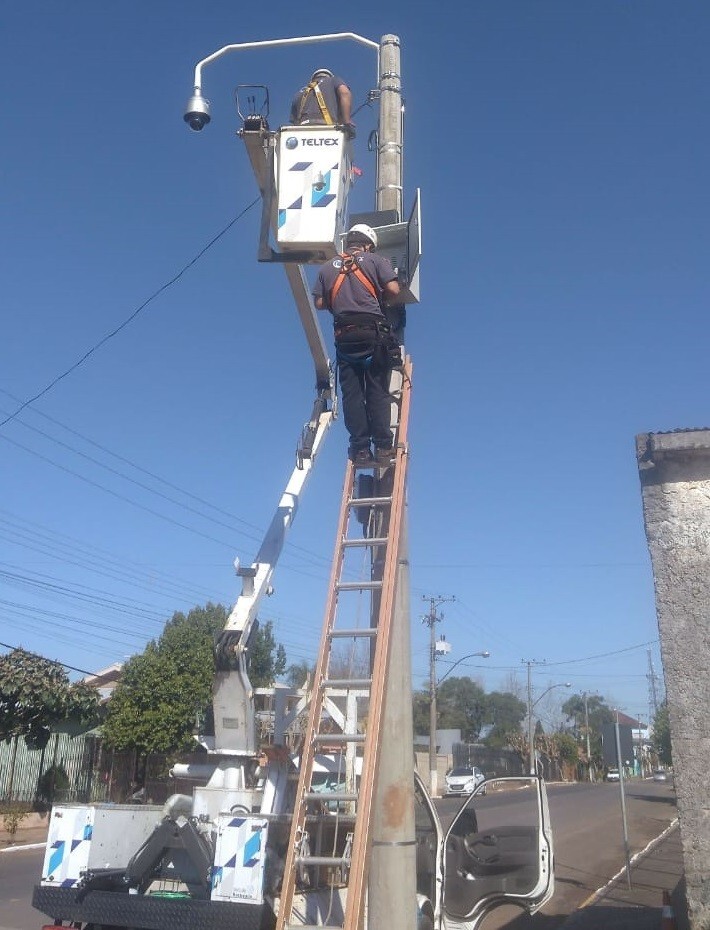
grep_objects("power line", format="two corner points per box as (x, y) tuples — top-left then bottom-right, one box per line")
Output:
(0, 640), (98, 677)
(0, 200), (259, 431)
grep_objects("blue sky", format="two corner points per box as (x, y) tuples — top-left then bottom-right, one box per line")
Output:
(3, 2), (707, 728)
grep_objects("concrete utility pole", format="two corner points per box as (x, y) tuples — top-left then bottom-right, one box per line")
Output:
(368, 35), (416, 930)
(636, 429), (710, 930)
(583, 692), (593, 781)
(423, 595), (455, 796)
(375, 34), (403, 221)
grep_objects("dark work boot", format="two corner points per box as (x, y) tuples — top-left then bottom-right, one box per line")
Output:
(350, 447), (374, 467)
(374, 446), (394, 467)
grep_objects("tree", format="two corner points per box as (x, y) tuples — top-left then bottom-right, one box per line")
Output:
(284, 660), (313, 689)
(482, 691), (526, 748)
(103, 604), (226, 759)
(652, 701), (672, 767)
(437, 677), (486, 742)
(0, 647), (99, 750)
(562, 693), (614, 765)
(248, 620), (287, 687)
(412, 691), (430, 736)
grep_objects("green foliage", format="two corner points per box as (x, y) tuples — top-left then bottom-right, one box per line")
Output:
(652, 701), (672, 766)
(284, 660), (313, 689)
(562, 693), (615, 763)
(437, 677), (486, 742)
(412, 691), (430, 736)
(0, 648), (100, 748)
(552, 731), (579, 765)
(1, 803), (29, 842)
(103, 603), (227, 756)
(412, 685), (527, 747)
(248, 620), (287, 688)
(481, 691), (527, 747)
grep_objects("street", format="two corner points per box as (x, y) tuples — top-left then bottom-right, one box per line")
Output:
(0, 779), (677, 930)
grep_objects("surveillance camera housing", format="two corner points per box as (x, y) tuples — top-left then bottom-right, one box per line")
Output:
(183, 94), (211, 131)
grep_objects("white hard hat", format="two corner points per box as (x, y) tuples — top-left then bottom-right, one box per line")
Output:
(311, 68), (334, 80)
(346, 224), (378, 248)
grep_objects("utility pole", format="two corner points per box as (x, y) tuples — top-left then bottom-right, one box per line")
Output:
(646, 647), (659, 719)
(423, 594), (455, 796)
(583, 691), (592, 782)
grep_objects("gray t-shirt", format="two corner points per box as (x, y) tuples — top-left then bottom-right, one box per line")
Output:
(291, 74), (347, 124)
(313, 252), (397, 319)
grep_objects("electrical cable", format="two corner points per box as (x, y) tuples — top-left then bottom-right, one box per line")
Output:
(0, 639), (97, 677)
(0, 199), (259, 431)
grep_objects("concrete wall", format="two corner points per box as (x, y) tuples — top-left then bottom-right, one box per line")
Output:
(636, 430), (710, 930)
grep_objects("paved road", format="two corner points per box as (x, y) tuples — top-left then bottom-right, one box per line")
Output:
(0, 845), (45, 930)
(436, 778), (677, 929)
(1, 778), (677, 930)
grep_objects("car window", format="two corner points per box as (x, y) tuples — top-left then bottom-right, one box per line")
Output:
(449, 767), (473, 777)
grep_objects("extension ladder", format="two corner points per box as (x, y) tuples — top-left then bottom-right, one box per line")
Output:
(275, 358), (413, 930)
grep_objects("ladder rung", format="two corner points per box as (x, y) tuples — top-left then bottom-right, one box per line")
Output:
(304, 792), (358, 802)
(349, 496), (391, 507)
(322, 678), (371, 689)
(329, 627), (377, 638)
(336, 580), (383, 591)
(296, 856), (350, 867)
(342, 537), (389, 548)
(287, 926), (344, 930)
(313, 733), (365, 744)
(287, 926), (345, 930)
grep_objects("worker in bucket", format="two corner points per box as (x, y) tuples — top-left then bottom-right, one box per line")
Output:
(313, 224), (401, 467)
(290, 68), (356, 138)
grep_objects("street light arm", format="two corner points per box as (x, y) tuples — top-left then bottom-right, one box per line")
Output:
(191, 32), (380, 91)
(531, 682), (571, 710)
(437, 651), (490, 686)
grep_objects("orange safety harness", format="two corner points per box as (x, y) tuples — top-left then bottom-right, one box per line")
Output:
(329, 253), (379, 307)
(296, 79), (335, 125)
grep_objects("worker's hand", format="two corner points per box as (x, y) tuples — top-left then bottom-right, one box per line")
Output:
(342, 122), (356, 140)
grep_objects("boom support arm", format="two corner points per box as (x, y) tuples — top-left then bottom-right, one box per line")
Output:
(211, 402), (333, 754)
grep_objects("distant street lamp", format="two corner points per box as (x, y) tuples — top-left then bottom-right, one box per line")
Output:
(430, 649), (490, 796)
(525, 666), (571, 776)
(437, 651), (491, 686)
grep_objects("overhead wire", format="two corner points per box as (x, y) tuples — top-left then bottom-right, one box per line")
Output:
(0, 640), (97, 677)
(0, 200), (260, 431)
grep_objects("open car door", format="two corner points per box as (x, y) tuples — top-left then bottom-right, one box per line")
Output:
(441, 776), (554, 929)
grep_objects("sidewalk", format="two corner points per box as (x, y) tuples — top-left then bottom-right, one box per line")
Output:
(560, 821), (688, 930)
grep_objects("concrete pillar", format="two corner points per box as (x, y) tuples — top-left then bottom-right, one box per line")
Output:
(636, 430), (710, 930)
(369, 507), (416, 930)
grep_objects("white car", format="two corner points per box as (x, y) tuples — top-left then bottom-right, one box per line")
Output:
(444, 765), (486, 797)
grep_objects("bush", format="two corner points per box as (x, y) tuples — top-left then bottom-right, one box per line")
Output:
(1, 803), (30, 843)
(37, 764), (71, 804)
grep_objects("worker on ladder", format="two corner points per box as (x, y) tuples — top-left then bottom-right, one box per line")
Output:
(290, 68), (356, 137)
(313, 223), (401, 467)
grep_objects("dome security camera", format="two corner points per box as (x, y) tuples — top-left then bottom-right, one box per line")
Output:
(183, 93), (211, 131)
